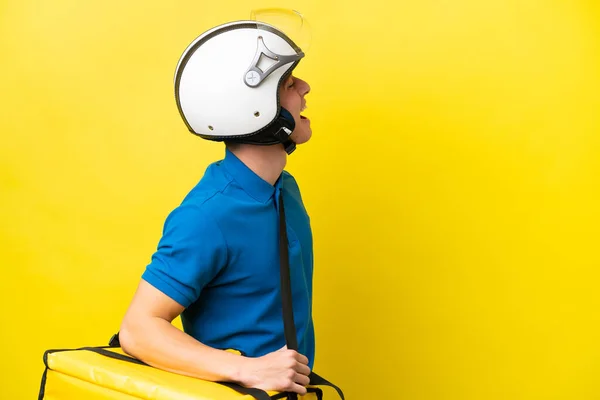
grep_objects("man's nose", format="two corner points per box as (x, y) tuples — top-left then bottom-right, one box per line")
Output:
(297, 78), (311, 96)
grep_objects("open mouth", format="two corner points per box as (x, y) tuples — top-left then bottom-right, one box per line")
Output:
(300, 103), (307, 120)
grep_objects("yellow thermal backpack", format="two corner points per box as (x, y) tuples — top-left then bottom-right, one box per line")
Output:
(37, 335), (343, 399)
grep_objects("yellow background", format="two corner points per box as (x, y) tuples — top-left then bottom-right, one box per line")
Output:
(1, 0), (600, 398)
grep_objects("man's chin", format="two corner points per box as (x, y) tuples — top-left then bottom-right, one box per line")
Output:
(291, 130), (312, 145)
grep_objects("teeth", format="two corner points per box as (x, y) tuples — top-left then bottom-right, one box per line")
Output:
(301, 104), (307, 112)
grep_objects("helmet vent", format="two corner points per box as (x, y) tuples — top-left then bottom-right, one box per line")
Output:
(257, 53), (278, 74)
(254, 111), (260, 117)
(208, 125), (214, 131)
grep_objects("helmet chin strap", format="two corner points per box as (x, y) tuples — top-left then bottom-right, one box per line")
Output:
(277, 133), (296, 155)
(274, 107), (296, 155)
(223, 107), (297, 154)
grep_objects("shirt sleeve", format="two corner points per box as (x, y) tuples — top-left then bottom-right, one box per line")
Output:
(141, 204), (228, 308)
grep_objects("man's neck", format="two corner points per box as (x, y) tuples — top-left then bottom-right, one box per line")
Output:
(228, 143), (287, 186)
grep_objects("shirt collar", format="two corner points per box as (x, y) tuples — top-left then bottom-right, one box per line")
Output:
(221, 148), (281, 203)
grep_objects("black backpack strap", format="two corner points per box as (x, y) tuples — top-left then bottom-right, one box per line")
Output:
(38, 366), (48, 400)
(79, 346), (148, 366)
(278, 194), (345, 400)
(108, 332), (121, 347)
(278, 193), (299, 352)
(309, 372), (345, 400)
(271, 387), (322, 400)
(278, 193), (299, 400)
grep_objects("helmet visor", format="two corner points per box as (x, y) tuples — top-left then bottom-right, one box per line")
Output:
(250, 8), (312, 53)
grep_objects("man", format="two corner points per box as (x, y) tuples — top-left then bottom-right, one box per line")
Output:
(119, 18), (315, 396)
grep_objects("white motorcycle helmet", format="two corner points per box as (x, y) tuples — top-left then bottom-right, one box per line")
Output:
(174, 11), (309, 154)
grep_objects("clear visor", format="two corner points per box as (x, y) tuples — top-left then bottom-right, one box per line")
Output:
(250, 8), (312, 53)
(244, 9), (311, 88)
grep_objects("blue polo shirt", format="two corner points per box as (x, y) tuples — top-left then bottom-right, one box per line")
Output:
(141, 149), (315, 368)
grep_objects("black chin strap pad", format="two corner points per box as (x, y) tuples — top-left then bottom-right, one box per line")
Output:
(274, 108), (296, 154)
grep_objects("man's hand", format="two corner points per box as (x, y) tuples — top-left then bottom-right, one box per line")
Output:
(238, 346), (311, 395)
(121, 280), (312, 394)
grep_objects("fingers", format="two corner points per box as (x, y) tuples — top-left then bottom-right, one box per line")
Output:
(294, 362), (311, 376)
(294, 352), (309, 366)
(256, 381), (307, 396)
(282, 369), (310, 394)
(257, 347), (311, 395)
(277, 347), (307, 360)
(290, 383), (308, 395)
(284, 373), (308, 395)
(294, 372), (310, 386)
(284, 350), (310, 376)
